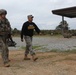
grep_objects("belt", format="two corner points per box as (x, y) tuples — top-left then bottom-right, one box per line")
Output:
(0, 32), (9, 35)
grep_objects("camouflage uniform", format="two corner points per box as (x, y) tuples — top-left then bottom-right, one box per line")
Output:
(0, 10), (11, 64)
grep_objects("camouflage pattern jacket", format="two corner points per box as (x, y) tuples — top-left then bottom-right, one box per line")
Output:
(0, 18), (11, 35)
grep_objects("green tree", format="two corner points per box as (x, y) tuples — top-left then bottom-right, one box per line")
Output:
(56, 20), (69, 30)
(12, 28), (20, 36)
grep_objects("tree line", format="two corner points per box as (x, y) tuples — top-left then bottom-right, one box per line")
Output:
(11, 20), (76, 36)
(12, 28), (76, 36)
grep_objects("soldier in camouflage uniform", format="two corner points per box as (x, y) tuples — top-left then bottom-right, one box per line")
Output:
(0, 9), (11, 67)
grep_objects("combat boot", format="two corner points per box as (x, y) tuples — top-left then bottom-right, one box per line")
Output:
(32, 55), (38, 61)
(24, 55), (30, 60)
(4, 63), (10, 67)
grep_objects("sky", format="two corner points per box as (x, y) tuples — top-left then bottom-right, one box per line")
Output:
(0, 0), (76, 30)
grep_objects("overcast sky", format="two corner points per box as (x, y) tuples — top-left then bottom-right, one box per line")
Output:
(0, 0), (76, 30)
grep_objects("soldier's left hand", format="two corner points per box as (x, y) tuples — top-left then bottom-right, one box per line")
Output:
(21, 39), (23, 42)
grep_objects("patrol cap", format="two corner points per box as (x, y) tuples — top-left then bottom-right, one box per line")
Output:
(0, 9), (7, 15)
(27, 15), (34, 18)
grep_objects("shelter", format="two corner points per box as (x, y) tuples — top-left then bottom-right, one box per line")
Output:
(52, 6), (76, 18)
(52, 6), (76, 38)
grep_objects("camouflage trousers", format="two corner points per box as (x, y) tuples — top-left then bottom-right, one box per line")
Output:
(24, 36), (35, 56)
(0, 35), (9, 64)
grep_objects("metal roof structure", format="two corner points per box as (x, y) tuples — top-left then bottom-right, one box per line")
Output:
(52, 6), (76, 18)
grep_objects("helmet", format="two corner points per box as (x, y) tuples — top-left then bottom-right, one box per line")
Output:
(0, 9), (7, 15)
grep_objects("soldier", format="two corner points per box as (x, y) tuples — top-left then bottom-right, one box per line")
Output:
(0, 9), (11, 67)
(21, 15), (41, 61)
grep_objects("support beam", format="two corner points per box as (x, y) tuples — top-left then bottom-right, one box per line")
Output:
(62, 16), (64, 25)
(62, 16), (64, 35)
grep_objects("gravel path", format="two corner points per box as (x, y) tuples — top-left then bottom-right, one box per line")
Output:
(9, 36), (76, 51)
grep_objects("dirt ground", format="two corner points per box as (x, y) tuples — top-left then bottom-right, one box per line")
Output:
(0, 50), (76, 75)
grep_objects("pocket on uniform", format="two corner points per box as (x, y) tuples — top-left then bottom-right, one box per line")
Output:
(0, 42), (3, 47)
